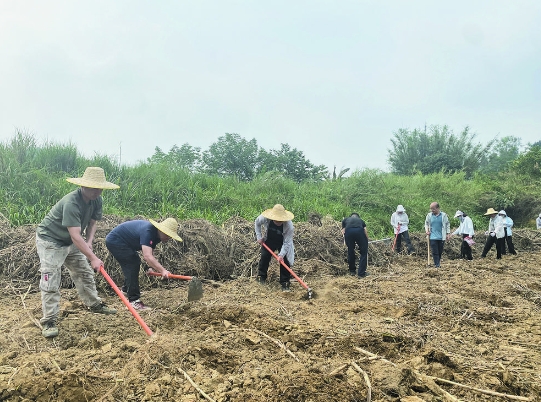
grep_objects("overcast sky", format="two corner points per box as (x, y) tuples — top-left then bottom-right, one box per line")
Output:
(1, 1), (540, 173)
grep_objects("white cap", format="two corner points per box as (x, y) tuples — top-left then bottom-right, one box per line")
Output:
(454, 210), (464, 218)
(396, 205), (405, 212)
(499, 210), (507, 216)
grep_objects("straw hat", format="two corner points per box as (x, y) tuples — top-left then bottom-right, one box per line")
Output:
(261, 204), (294, 221)
(149, 218), (183, 242)
(396, 205), (406, 213)
(454, 210), (464, 218)
(66, 167), (119, 189)
(484, 208), (498, 216)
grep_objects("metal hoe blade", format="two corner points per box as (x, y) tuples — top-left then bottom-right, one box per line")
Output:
(187, 277), (203, 302)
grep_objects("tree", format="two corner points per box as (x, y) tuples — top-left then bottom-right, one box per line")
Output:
(147, 144), (201, 172)
(387, 125), (488, 177)
(258, 143), (329, 182)
(479, 136), (521, 174)
(511, 143), (541, 179)
(201, 133), (259, 180)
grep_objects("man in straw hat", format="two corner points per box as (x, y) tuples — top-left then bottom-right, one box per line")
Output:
(254, 204), (295, 292)
(342, 212), (369, 277)
(36, 167), (119, 338)
(390, 205), (414, 254)
(424, 202), (450, 268)
(105, 218), (182, 310)
(480, 207), (505, 259)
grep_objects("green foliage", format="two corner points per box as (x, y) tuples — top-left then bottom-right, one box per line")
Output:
(2, 131), (540, 236)
(479, 136), (521, 174)
(147, 143), (201, 172)
(388, 125), (489, 177)
(201, 133), (259, 180)
(511, 143), (541, 178)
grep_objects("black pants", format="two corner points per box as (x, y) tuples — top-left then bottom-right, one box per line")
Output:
(429, 239), (445, 267)
(395, 230), (414, 253)
(258, 241), (291, 284)
(106, 242), (142, 302)
(345, 227), (368, 276)
(502, 228), (517, 255)
(460, 234), (473, 260)
(481, 235), (505, 259)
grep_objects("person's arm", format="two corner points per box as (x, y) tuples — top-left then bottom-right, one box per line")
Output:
(85, 219), (98, 250)
(278, 222), (294, 262)
(254, 215), (267, 244)
(141, 245), (170, 277)
(67, 226), (103, 271)
(364, 226), (369, 242)
(424, 214), (430, 234)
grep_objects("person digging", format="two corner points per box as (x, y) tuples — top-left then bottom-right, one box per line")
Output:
(105, 218), (183, 310)
(254, 204), (295, 292)
(36, 167), (119, 339)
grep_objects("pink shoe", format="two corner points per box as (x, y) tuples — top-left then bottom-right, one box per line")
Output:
(130, 300), (151, 311)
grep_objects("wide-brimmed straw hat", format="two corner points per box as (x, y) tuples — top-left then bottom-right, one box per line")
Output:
(454, 210), (464, 218)
(149, 218), (183, 242)
(66, 167), (119, 189)
(396, 205), (406, 213)
(484, 208), (498, 216)
(261, 204), (294, 221)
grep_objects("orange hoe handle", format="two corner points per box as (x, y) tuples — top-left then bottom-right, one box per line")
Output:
(147, 271), (192, 281)
(98, 266), (153, 336)
(261, 242), (311, 293)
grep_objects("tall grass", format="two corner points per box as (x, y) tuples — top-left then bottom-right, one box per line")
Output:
(1, 132), (539, 235)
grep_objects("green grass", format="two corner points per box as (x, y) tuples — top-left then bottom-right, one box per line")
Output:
(1, 132), (539, 236)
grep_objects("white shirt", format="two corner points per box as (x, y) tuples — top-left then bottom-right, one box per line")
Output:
(390, 212), (409, 234)
(452, 216), (474, 237)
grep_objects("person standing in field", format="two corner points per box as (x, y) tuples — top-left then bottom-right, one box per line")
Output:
(390, 205), (414, 254)
(451, 211), (475, 260)
(254, 204), (295, 292)
(424, 202), (450, 268)
(342, 212), (369, 278)
(36, 167), (119, 338)
(105, 218), (182, 310)
(480, 208), (505, 259)
(498, 210), (517, 255)
(536, 213), (541, 230)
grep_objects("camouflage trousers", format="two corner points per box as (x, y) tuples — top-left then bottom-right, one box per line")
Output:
(36, 235), (102, 324)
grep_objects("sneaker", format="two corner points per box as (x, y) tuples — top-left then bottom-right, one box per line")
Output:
(256, 276), (266, 285)
(348, 271), (356, 276)
(281, 282), (291, 292)
(358, 273), (369, 278)
(90, 303), (117, 315)
(130, 300), (151, 311)
(42, 321), (58, 338)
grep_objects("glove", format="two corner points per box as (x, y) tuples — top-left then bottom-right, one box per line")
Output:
(490, 232), (495, 237)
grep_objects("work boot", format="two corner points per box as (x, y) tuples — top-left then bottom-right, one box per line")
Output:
(90, 303), (117, 315)
(42, 321), (59, 338)
(256, 276), (266, 285)
(281, 282), (291, 292)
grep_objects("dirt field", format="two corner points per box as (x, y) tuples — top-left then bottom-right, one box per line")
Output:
(0, 217), (540, 401)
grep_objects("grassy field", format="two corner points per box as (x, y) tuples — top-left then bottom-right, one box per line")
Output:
(1, 133), (539, 238)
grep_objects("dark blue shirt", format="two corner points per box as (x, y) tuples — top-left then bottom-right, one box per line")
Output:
(105, 220), (161, 250)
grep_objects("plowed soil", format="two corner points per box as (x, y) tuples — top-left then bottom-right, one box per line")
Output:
(0, 217), (540, 402)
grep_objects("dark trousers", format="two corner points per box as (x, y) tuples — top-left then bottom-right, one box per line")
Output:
(345, 227), (368, 276)
(502, 228), (517, 255)
(106, 242), (142, 302)
(395, 230), (414, 253)
(258, 241), (291, 284)
(481, 236), (505, 259)
(429, 239), (445, 267)
(460, 234), (473, 260)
